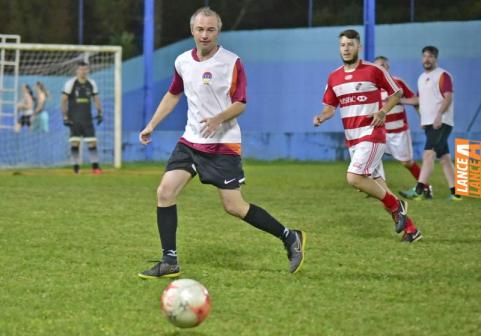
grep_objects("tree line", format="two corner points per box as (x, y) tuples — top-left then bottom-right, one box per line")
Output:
(1, 0), (480, 59)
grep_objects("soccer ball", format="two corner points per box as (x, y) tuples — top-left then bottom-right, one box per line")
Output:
(160, 279), (211, 328)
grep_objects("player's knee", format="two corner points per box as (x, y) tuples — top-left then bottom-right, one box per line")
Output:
(87, 141), (97, 149)
(423, 150), (436, 161)
(157, 184), (176, 205)
(346, 173), (362, 188)
(439, 153), (452, 163)
(400, 160), (413, 168)
(70, 145), (80, 153)
(222, 200), (245, 218)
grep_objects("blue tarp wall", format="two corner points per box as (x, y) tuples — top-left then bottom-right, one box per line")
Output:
(122, 21), (481, 161)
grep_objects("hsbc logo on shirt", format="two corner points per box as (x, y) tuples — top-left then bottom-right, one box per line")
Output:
(340, 96), (356, 104)
(340, 95), (368, 104)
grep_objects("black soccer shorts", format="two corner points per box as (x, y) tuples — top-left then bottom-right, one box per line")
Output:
(69, 121), (96, 141)
(424, 123), (453, 158)
(165, 142), (245, 190)
(19, 115), (31, 127)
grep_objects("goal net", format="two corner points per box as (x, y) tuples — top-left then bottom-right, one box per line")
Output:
(0, 40), (122, 168)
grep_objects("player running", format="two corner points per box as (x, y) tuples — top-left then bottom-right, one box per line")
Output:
(374, 56), (432, 198)
(313, 29), (422, 243)
(137, 7), (306, 279)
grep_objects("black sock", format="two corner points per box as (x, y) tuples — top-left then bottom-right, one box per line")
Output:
(450, 187), (456, 195)
(243, 204), (295, 244)
(415, 182), (425, 195)
(157, 205), (178, 264)
(73, 164), (80, 173)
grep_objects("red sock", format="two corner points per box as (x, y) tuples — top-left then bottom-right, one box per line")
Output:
(380, 192), (399, 213)
(408, 162), (421, 180)
(404, 217), (417, 234)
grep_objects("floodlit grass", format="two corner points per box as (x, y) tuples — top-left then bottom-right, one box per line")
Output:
(1, 161), (480, 335)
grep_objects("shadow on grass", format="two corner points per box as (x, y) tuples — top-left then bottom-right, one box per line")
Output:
(426, 238), (481, 245)
(187, 245), (284, 274)
(301, 269), (420, 282)
(165, 330), (208, 336)
(140, 249), (283, 275)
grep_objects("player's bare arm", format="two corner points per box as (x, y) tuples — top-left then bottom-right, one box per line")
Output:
(433, 91), (452, 129)
(139, 92), (182, 144)
(61, 94), (69, 121)
(313, 105), (336, 127)
(371, 89), (403, 127)
(93, 95), (104, 124)
(34, 92), (45, 115)
(93, 95), (102, 111)
(400, 96), (419, 106)
(94, 95), (103, 115)
(200, 101), (245, 138)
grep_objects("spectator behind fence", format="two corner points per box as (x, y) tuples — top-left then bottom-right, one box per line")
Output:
(15, 84), (35, 133)
(31, 81), (50, 133)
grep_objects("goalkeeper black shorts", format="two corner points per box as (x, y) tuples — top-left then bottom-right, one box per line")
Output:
(69, 121), (96, 142)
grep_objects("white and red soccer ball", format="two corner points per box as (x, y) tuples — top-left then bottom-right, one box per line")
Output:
(160, 279), (211, 328)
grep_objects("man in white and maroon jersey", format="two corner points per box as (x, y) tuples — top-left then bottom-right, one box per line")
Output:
(137, 7), (306, 279)
(313, 29), (422, 243)
(400, 46), (461, 201)
(374, 56), (431, 197)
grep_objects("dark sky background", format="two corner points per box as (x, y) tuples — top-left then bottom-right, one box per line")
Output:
(1, 0), (480, 59)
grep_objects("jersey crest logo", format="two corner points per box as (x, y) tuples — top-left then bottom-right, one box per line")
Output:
(344, 74), (353, 80)
(202, 71), (213, 84)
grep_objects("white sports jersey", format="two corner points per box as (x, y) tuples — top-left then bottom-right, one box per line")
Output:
(418, 67), (454, 126)
(174, 47), (242, 144)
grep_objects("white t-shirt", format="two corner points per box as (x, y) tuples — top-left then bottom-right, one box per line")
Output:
(173, 47), (243, 145)
(417, 67), (454, 126)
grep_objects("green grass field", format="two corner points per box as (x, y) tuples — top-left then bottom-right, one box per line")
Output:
(1, 161), (480, 336)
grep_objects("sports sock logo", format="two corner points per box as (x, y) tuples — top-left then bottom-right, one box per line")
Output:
(455, 138), (481, 198)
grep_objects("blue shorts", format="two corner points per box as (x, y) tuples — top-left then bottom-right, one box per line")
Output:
(31, 111), (49, 132)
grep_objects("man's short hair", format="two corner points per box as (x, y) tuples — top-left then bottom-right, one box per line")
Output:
(422, 46), (439, 58)
(78, 61), (89, 67)
(375, 55), (389, 62)
(190, 7), (222, 31)
(339, 29), (360, 42)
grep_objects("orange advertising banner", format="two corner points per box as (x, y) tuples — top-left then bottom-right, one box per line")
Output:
(455, 138), (481, 198)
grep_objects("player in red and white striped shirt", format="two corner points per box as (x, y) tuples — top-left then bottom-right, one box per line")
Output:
(313, 29), (422, 243)
(374, 56), (431, 197)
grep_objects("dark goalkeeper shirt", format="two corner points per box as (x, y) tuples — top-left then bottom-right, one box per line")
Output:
(62, 77), (99, 124)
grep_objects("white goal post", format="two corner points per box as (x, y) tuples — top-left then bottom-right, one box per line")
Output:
(0, 42), (122, 168)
